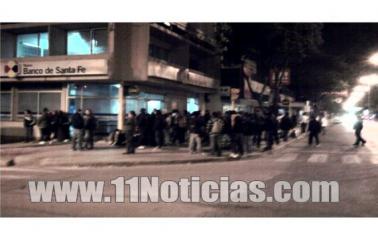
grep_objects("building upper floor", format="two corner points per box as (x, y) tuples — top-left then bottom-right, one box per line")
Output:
(0, 23), (220, 89)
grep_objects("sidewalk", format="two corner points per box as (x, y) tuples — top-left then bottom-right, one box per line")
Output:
(0, 133), (305, 168)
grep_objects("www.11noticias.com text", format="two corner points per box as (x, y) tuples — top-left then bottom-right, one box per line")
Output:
(28, 177), (340, 203)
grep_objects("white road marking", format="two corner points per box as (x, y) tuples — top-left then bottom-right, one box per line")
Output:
(342, 155), (362, 164)
(307, 154), (328, 163)
(275, 153), (298, 162)
(0, 167), (58, 173)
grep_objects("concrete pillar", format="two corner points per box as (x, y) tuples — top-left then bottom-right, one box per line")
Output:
(200, 94), (207, 112)
(117, 83), (125, 130)
(10, 87), (17, 121)
(61, 84), (68, 111)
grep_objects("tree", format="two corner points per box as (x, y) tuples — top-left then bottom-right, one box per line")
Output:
(217, 23), (323, 114)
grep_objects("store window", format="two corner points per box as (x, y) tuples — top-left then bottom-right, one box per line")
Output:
(1, 92), (11, 120)
(67, 84), (119, 115)
(17, 91), (61, 115)
(125, 93), (164, 114)
(187, 97), (199, 113)
(67, 28), (107, 55)
(16, 32), (49, 57)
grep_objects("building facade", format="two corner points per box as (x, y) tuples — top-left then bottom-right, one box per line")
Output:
(0, 23), (221, 141)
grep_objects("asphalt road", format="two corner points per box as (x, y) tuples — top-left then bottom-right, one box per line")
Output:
(1, 121), (378, 217)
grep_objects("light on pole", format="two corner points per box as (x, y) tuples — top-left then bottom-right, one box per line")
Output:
(359, 74), (378, 110)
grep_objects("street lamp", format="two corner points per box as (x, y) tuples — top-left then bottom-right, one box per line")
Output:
(368, 52), (378, 66)
(358, 74), (378, 110)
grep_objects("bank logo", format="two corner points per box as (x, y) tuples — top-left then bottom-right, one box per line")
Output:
(4, 60), (19, 78)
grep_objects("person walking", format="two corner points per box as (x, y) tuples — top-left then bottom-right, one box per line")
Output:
(308, 115), (321, 146)
(37, 108), (50, 144)
(124, 111), (137, 154)
(23, 110), (36, 142)
(71, 109), (84, 151)
(353, 115), (367, 147)
(207, 111), (224, 156)
(188, 111), (203, 154)
(83, 109), (97, 150)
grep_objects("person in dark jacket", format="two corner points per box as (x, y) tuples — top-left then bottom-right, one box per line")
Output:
(124, 111), (137, 154)
(23, 109), (36, 142)
(264, 114), (280, 151)
(153, 110), (166, 149)
(353, 116), (366, 147)
(71, 109), (84, 151)
(230, 112), (244, 158)
(37, 108), (50, 144)
(136, 108), (148, 149)
(308, 115), (321, 146)
(280, 113), (292, 142)
(188, 111), (203, 154)
(83, 109), (97, 150)
(57, 111), (70, 142)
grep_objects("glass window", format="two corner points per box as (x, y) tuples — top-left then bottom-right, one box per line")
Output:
(1, 93), (11, 120)
(18, 92), (38, 114)
(187, 97), (199, 113)
(125, 98), (138, 113)
(67, 28), (107, 55)
(67, 84), (119, 115)
(68, 98), (80, 114)
(149, 44), (170, 62)
(92, 29), (107, 54)
(16, 32), (49, 57)
(67, 30), (91, 55)
(82, 84), (119, 97)
(39, 93), (61, 113)
(147, 100), (163, 114)
(83, 98), (119, 115)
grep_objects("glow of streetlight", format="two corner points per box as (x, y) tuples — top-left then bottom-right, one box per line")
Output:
(368, 52), (378, 66)
(358, 74), (378, 86)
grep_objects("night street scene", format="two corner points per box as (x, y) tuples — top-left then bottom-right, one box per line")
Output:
(1, 22), (378, 217)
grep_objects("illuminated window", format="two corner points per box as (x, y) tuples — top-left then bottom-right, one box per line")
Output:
(16, 32), (49, 57)
(67, 29), (107, 55)
(187, 97), (199, 113)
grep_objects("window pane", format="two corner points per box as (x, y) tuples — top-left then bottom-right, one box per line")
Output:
(187, 97), (199, 113)
(67, 30), (91, 55)
(39, 32), (49, 56)
(17, 33), (39, 57)
(82, 84), (119, 98)
(68, 84), (81, 96)
(68, 98), (80, 114)
(1, 93), (11, 120)
(83, 98), (119, 115)
(125, 98), (138, 113)
(18, 92), (38, 114)
(92, 29), (107, 54)
(39, 93), (61, 113)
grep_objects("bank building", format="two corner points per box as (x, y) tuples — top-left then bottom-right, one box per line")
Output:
(0, 23), (221, 141)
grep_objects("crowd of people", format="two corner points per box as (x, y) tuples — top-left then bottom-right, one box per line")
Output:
(110, 108), (315, 157)
(23, 107), (97, 151)
(22, 106), (368, 156)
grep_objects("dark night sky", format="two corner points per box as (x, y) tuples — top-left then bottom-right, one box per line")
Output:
(224, 23), (378, 100)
